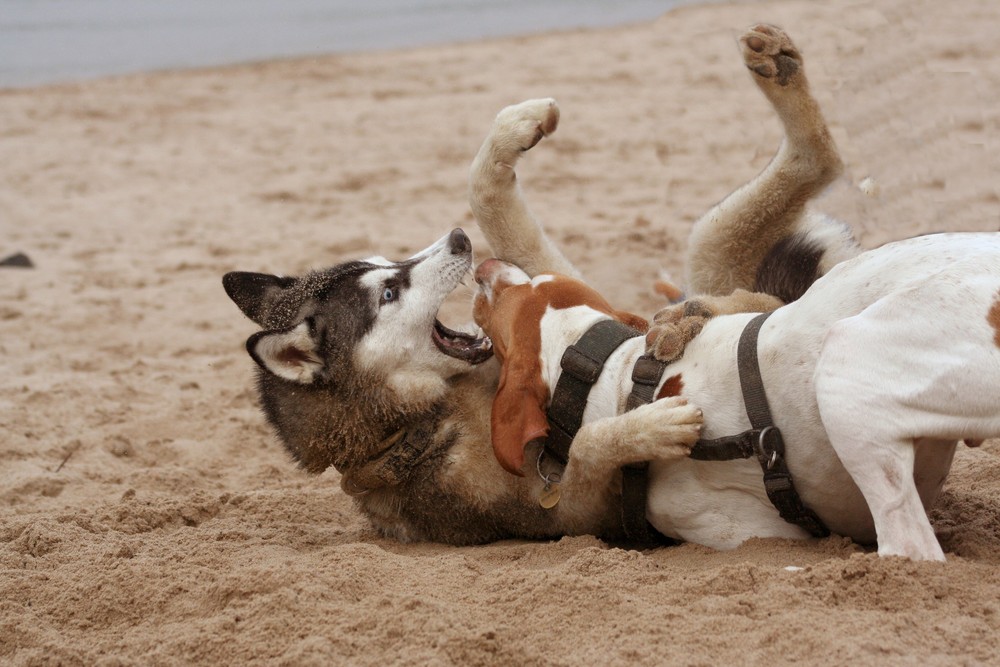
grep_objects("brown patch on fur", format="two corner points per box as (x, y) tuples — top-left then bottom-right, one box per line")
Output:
(656, 374), (684, 400)
(476, 271), (647, 474)
(988, 290), (1000, 348)
(477, 273), (646, 364)
(537, 277), (648, 333)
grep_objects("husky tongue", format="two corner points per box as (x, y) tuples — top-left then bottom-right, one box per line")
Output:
(432, 320), (493, 364)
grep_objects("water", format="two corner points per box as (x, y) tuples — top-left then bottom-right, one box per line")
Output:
(0, 0), (692, 88)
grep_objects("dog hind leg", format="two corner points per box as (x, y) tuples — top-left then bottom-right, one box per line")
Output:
(469, 99), (581, 279)
(685, 25), (856, 297)
(814, 280), (1000, 560)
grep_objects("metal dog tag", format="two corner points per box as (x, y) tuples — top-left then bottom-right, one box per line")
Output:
(539, 483), (561, 509)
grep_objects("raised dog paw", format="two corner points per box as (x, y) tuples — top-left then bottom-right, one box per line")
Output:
(646, 290), (784, 362)
(491, 98), (560, 156)
(741, 24), (803, 87)
(646, 303), (708, 363)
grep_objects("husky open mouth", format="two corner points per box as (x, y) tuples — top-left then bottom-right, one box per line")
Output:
(432, 318), (493, 364)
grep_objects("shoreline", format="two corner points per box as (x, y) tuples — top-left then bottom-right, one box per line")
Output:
(1, 0), (700, 89)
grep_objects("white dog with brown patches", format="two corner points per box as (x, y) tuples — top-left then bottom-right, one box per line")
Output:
(475, 234), (1000, 562)
(471, 258), (705, 516)
(468, 24), (1000, 561)
(227, 22), (1000, 559)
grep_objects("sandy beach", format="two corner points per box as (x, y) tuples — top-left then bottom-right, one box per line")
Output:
(2, 0), (1000, 664)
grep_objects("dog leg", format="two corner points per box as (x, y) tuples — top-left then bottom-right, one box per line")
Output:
(685, 25), (853, 297)
(815, 317), (948, 560)
(557, 397), (702, 522)
(469, 99), (582, 279)
(828, 431), (945, 561)
(814, 281), (1000, 560)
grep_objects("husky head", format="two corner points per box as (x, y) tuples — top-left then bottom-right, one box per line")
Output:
(223, 228), (493, 473)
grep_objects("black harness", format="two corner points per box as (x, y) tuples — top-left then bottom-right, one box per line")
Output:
(544, 313), (829, 545)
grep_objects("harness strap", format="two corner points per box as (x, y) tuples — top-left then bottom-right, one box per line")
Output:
(546, 320), (641, 465)
(545, 312), (830, 545)
(620, 463), (655, 543)
(625, 356), (668, 411)
(619, 313), (831, 540)
(738, 313), (829, 538)
(689, 432), (758, 461)
(544, 319), (672, 546)
(620, 353), (674, 544)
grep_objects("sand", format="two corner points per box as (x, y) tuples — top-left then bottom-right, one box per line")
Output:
(2, 0), (1000, 664)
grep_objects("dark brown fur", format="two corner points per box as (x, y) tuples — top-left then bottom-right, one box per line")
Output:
(754, 233), (825, 303)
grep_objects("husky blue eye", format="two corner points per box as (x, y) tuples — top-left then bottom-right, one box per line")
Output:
(381, 286), (396, 304)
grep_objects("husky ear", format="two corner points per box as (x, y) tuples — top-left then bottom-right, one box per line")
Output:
(490, 354), (550, 476)
(223, 272), (297, 326)
(247, 322), (324, 384)
(615, 310), (649, 334)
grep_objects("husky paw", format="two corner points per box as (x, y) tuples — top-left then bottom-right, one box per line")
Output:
(490, 98), (560, 158)
(657, 396), (703, 426)
(643, 396), (703, 456)
(647, 290), (784, 362)
(646, 302), (709, 363)
(741, 24), (803, 87)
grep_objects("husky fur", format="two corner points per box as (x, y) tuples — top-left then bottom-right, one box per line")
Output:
(224, 25), (1000, 558)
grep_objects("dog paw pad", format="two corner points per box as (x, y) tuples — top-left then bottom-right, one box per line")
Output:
(740, 24), (802, 87)
(493, 98), (560, 152)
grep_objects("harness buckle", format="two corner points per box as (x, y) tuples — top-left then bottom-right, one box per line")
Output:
(758, 426), (780, 469)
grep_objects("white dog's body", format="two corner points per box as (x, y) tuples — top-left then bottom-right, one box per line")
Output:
(476, 234), (1000, 561)
(468, 25), (1000, 560)
(648, 233), (1000, 558)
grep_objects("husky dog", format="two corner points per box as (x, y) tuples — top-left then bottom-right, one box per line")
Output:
(224, 25), (915, 548)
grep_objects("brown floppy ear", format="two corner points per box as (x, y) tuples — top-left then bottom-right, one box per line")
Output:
(491, 353), (550, 476)
(614, 310), (649, 334)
